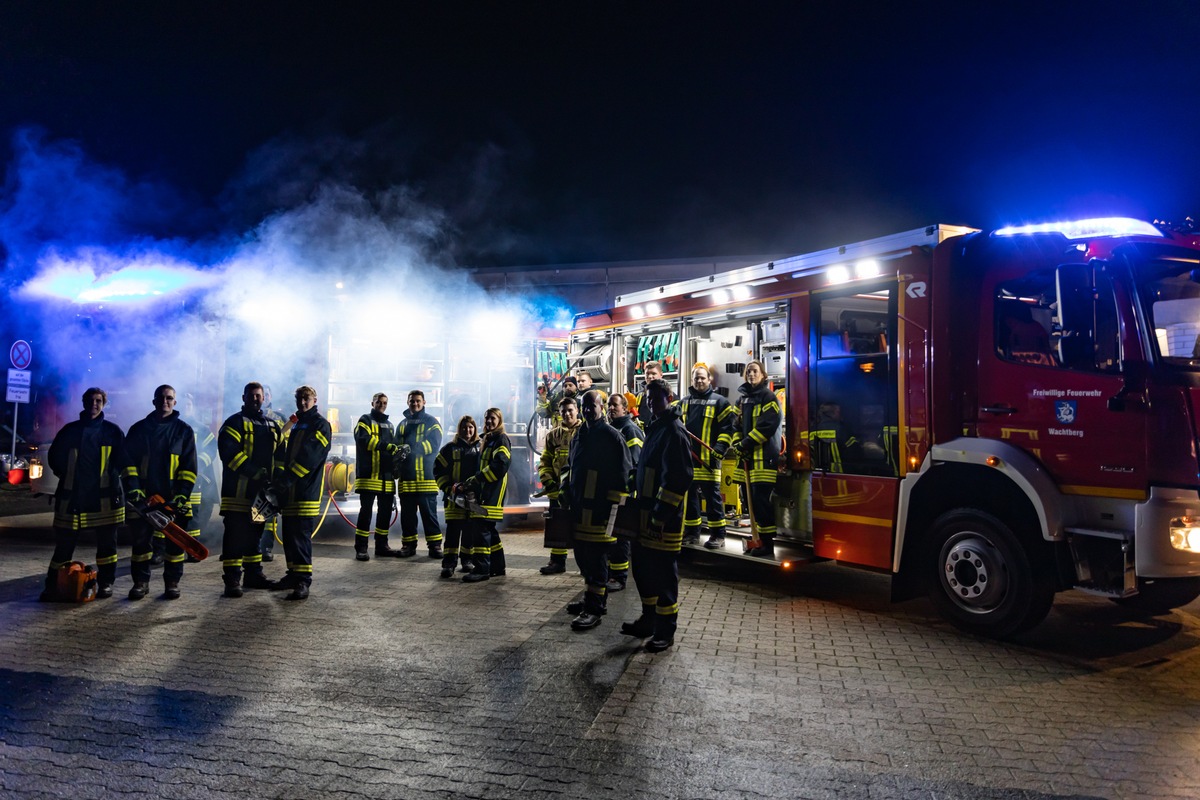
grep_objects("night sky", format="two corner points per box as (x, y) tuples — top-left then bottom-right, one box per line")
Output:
(2, 1), (1200, 269)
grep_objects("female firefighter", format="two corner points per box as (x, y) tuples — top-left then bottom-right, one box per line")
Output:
(461, 407), (510, 582)
(433, 415), (483, 579)
(731, 361), (782, 558)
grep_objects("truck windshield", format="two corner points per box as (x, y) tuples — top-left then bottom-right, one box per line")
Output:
(1139, 258), (1200, 367)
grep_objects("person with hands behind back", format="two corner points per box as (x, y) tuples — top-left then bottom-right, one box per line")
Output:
(269, 385), (332, 600)
(352, 392), (401, 560)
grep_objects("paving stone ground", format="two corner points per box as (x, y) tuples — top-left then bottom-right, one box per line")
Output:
(1, 514), (1199, 800)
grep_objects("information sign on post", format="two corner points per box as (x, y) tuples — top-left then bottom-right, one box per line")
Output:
(7, 341), (33, 467)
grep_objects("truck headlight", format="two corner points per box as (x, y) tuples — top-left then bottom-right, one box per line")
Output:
(1169, 517), (1200, 553)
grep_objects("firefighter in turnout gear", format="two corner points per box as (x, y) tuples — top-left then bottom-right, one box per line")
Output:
(633, 360), (663, 429)
(395, 390), (443, 558)
(41, 387), (129, 601)
(537, 375), (579, 426)
(538, 395), (581, 574)
(258, 384), (288, 562)
(181, 392), (217, 548)
(217, 381), (283, 597)
(622, 379), (693, 653)
(124, 384), (198, 600)
(562, 390), (632, 631)
(433, 415), (482, 579)
(678, 363), (736, 547)
(270, 385), (332, 600)
(353, 393), (401, 560)
(732, 361), (784, 558)
(461, 408), (510, 582)
(605, 391), (642, 590)
(808, 401), (859, 474)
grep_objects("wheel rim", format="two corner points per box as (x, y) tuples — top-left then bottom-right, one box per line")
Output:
(939, 532), (1008, 614)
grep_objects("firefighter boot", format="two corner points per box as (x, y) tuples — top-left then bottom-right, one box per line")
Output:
(374, 534), (401, 558)
(704, 534), (725, 549)
(540, 555), (567, 575)
(163, 580), (181, 600)
(428, 544), (443, 560)
(571, 612), (603, 631)
(128, 582), (149, 601)
(243, 570), (280, 590)
(620, 615), (655, 638)
(355, 534), (370, 561)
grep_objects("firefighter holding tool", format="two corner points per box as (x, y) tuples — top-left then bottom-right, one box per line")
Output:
(123, 384), (199, 600)
(217, 381), (284, 598)
(41, 387), (129, 601)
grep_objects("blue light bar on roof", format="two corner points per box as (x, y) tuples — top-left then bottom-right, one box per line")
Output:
(994, 217), (1163, 239)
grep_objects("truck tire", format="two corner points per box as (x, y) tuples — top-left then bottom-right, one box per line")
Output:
(1112, 577), (1200, 615)
(926, 509), (1054, 638)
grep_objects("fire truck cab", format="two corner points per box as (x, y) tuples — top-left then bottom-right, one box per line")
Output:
(568, 218), (1200, 637)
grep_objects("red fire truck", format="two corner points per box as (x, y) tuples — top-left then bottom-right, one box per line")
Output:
(567, 218), (1200, 636)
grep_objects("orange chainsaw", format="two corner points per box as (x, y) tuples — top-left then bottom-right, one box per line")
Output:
(127, 494), (210, 561)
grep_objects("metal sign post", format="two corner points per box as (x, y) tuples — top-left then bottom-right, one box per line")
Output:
(7, 341), (33, 468)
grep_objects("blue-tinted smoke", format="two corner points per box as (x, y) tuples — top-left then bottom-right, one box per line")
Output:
(0, 128), (572, 437)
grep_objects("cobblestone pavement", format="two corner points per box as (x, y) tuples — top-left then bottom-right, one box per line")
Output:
(2, 518), (1199, 800)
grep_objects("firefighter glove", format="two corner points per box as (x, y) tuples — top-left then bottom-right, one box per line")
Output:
(127, 489), (147, 506)
(386, 443), (399, 455)
(171, 495), (192, 517)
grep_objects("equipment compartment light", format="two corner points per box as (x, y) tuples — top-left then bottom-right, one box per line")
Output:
(1170, 516), (1200, 553)
(711, 289), (730, 305)
(994, 217), (1163, 240)
(630, 306), (646, 320)
(828, 265), (851, 284)
(646, 302), (661, 315)
(855, 259), (880, 279)
(732, 285), (751, 301)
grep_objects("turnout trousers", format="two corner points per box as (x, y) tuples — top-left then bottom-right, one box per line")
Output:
(441, 519), (475, 571)
(399, 492), (442, 548)
(47, 525), (119, 589)
(220, 513), (268, 586)
(281, 514), (315, 587)
(130, 517), (187, 585)
(356, 490), (395, 553)
(468, 520), (506, 576)
(630, 541), (680, 642)
(683, 479), (725, 540)
(747, 481), (776, 545)
(573, 539), (611, 614)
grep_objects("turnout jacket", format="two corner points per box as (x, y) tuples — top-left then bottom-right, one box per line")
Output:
(611, 414), (643, 469)
(49, 411), (128, 530)
(218, 404), (282, 514)
(273, 405), (332, 517)
(396, 408), (442, 494)
(353, 409), (396, 494)
(124, 410), (198, 504)
(537, 418), (580, 500)
(187, 420), (217, 507)
(677, 385), (736, 481)
(563, 418), (631, 542)
(433, 435), (482, 520)
(737, 382), (782, 484)
(633, 407), (694, 552)
(470, 429), (511, 521)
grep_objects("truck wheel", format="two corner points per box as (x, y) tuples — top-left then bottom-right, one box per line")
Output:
(927, 509), (1054, 638)
(1112, 577), (1200, 615)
